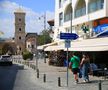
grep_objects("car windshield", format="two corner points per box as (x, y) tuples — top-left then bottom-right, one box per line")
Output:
(1, 56), (11, 61)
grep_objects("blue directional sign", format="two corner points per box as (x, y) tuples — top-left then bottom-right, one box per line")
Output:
(60, 33), (79, 40)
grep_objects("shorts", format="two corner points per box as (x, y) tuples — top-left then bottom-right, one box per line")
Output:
(72, 68), (79, 74)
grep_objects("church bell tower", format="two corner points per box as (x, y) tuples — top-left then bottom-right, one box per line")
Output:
(14, 8), (26, 54)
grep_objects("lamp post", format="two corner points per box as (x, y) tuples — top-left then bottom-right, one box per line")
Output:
(70, 5), (72, 33)
(39, 12), (46, 63)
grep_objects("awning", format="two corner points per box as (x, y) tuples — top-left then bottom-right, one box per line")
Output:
(44, 45), (65, 51)
(37, 42), (57, 50)
(68, 37), (108, 51)
(68, 45), (108, 51)
(94, 30), (108, 38)
(44, 37), (108, 52)
(93, 24), (108, 33)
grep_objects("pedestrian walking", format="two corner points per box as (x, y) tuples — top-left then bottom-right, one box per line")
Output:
(69, 52), (80, 84)
(80, 53), (91, 82)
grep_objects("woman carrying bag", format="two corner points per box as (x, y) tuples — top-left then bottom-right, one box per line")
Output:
(80, 53), (92, 82)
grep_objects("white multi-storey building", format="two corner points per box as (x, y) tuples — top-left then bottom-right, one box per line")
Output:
(43, 0), (108, 52)
(54, 0), (108, 41)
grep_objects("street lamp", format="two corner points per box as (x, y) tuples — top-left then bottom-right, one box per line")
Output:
(39, 12), (46, 63)
(70, 1), (72, 33)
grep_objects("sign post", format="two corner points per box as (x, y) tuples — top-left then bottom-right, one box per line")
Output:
(60, 33), (78, 87)
(65, 39), (70, 87)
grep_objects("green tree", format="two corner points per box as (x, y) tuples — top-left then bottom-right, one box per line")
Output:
(37, 30), (52, 45)
(2, 43), (14, 55)
(22, 50), (33, 60)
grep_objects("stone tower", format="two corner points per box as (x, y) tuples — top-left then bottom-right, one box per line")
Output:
(14, 8), (26, 54)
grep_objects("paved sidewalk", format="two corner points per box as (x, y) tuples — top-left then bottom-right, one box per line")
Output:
(13, 56), (108, 90)
(30, 58), (108, 90)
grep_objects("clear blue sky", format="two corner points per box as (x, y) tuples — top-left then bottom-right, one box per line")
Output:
(10, 0), (55, 12)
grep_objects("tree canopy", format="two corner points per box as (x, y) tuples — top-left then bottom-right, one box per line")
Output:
(37, 30), (52, 45)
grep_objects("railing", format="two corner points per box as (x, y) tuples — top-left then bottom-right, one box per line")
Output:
(12, 56), (36, 70)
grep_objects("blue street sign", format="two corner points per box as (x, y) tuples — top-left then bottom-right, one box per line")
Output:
(60, 33), (79, 40)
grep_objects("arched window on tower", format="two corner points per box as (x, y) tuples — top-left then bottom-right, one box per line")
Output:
(19, 28), (21, 31)
(19, 18), (21, 21)
(19, 37), (21, 40)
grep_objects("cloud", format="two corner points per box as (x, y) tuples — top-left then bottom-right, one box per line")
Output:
(0, 0), (54, 38)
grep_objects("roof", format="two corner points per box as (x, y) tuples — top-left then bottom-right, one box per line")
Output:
(37, 42), (57, 50)
(26, 33), (37, 37)
(15, 7), (25, 13)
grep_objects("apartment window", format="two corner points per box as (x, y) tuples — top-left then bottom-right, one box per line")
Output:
(75, 0), (86, 18)
(64, 13), (72, 22)
(64, 4), (72, 22)
(59, 0), (62, 8)
(75, 7), (86, 18)
(59, 12), (63, 26)
(88, 0), (104, 13)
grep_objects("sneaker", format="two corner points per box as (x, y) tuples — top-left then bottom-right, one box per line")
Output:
(83, 80), (86, 83)
(75, 79), (79, 84)
(86, 79), (90, 83)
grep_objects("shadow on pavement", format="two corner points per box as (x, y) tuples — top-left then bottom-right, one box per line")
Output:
(0, 64), (24, 90)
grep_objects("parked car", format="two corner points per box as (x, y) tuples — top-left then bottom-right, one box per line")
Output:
(0, 55), (13, 66)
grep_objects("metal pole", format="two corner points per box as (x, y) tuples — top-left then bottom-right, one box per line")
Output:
(70, 7), (72, 33)
(44, 12), (46, 63)
(67, 47), (69, 87)
(98, 80), (102, 90)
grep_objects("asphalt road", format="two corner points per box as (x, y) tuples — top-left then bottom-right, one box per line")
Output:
(0, 64), (49, 90)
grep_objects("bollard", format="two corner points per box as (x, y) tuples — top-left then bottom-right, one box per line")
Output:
(98, 80), (102, 90)
(43, 74), (46, 83)
(37, 69), (39, 78)
(58, 77), (61, 87)
(44, 58), (46, 63)
(34, 65), (35, 70)
(30, 64), (31, 68)
(34, 65), (36, 70)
